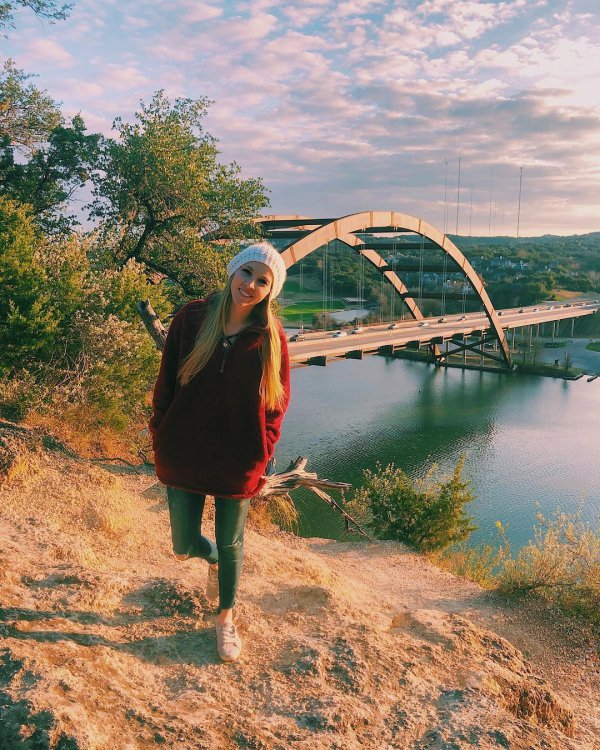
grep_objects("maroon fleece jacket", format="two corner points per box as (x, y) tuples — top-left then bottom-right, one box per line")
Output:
(149, 298), (290, 499)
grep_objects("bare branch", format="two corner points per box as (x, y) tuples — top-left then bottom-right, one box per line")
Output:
(137, 299), (167, 351)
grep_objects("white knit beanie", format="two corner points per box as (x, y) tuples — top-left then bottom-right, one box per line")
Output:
(227, 242), (287, 299)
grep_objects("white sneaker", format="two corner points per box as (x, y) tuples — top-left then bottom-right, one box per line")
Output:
(206, 564), (219, 601)
(215, 621), (242, 662)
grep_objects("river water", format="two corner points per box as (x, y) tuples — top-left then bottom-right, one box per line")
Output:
(276, 348), (600, 551)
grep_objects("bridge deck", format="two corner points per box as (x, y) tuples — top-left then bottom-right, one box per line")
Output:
(287, 302), (599, 367)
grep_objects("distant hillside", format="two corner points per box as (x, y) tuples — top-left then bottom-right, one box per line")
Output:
(449, 232), (600, 248)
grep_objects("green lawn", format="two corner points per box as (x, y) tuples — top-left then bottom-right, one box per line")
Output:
(280, 300), (346, 324)
(585, 341), (600, 352)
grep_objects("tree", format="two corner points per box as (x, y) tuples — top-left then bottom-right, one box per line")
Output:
(0, 60), (100, 233)
(0, 59), (62, 151)
(0, 196), (59, 373)
(0, 1), (71, 30)
(349, 456), (476, 552)
(1, 113), (100, 232)
(90, 91), (269, 296)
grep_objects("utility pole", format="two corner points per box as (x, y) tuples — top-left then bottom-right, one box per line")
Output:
(488, 167), (494, 237)
(517, 164), (524, 238)
(455, 154), (461, 235)
(469, 184), (473, 236)
(443, 156), (449, 234)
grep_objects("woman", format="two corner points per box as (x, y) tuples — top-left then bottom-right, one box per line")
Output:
(149, 242), (290, 662)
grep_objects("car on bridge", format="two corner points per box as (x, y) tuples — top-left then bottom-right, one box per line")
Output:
(289, 333), (305, 342)
(418, 321), (429, 327)
(438, 317), (447, 323)
(351, 326), (364, 334)
(332, 330), (347, 338)
(387, 323), (397, 329)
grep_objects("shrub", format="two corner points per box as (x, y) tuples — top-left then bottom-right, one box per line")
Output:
(427, 540), (507, 587)
(0, 206), (171, 451)
(495, 509), (600, 626)
(349, 456), (476, 552)
(0, 197), (60, 373)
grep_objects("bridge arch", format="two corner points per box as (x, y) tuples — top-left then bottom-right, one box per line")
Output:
(257, 211), (512, 368)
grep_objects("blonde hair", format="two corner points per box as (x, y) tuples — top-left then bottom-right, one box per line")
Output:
(178, 278), (285, 410)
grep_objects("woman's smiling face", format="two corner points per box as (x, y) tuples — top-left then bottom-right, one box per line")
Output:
(230, 261), (274, 309)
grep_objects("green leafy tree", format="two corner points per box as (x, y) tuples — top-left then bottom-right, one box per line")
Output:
(1, 114), (100, 232)
(0, 196), (59, 373)
(1, 60), (100, 232)
(0, 0), (71, 30)
(91, 90), (269, 296)
(0, 202), (170, 429)
(0, 59), (62, 151)
(349, 456), (476, 552)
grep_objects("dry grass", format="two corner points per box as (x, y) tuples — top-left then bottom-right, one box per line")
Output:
(427, 541), (506, 588)
(551, 289), (587, 300)
(26, 405), (147, 462)
(249, 492), (299, 532)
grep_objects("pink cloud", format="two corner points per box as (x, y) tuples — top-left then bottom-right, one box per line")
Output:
(24, 38), (75, 67)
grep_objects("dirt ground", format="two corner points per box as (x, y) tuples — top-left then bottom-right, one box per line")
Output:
(0, 428), (598, 749)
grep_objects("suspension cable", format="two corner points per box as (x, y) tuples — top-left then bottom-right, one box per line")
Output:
(418, 232), (425, 311)
(441, 249), (448, 315)
(390, 231), (397, 321)
(322, 241), (328, 329)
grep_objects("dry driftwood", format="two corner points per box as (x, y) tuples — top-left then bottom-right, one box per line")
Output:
(258, 456), (371, 539)
(137, 299), (168, 351)
(138, 299), (370, 538)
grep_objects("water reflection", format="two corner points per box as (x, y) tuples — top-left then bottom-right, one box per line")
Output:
(277, 356), (600, 550)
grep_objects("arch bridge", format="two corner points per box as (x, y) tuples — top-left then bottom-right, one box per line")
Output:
(257, 211), (513, 369)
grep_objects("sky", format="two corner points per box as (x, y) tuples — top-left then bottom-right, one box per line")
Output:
(3, 0), (600, 236)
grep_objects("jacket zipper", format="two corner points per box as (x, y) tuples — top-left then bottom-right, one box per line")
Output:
(219, 332), (240, 374)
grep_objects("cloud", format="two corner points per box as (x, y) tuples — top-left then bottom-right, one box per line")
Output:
(97, 64), (152, 92)
(22, 38), (75, 67)
(181, 2), (223, 23)
(2, 0), (599, 234)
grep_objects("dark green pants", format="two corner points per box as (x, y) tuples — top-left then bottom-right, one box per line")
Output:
(166, 487), (250, 610)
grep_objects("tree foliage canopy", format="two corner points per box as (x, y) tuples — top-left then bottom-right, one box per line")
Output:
(0, 0), (71, 30)
(0, 59), (62, 151)
(0, 196), (59, 371)
(1, 113), (100, 232)
(91, 90), (270, 296)
(0, 60), (100, 232)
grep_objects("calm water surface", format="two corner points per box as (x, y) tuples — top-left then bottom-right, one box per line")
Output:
(276, 355), (600, 550)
